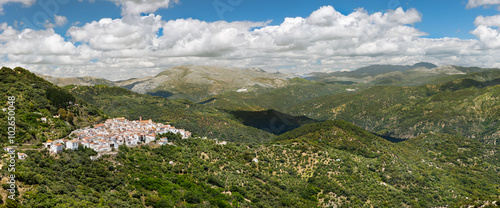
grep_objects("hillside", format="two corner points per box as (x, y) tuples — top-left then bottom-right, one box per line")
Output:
(201, 66), (500, 114)
(67, 85), (276, 143)
(40, 65), (294, 102)
(287, 78), (500, 143)
(198, 68), (500, 144)
(200, 77), (363, 112)
(8, 120), (499, 207)
(354, 62), (437, 75)
(306, 64), (494, 87)
(115, 65), (293, 101)
(37, 74), (116, 87)
(306, 62), (436, 81)
(0, 67), (105, 144)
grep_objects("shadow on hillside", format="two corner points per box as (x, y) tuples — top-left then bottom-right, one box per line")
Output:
(197, 98), (217, 105)
(229, 109), (319, 135)
(374, 134), (406, 143)
(147, 90), (175, 98)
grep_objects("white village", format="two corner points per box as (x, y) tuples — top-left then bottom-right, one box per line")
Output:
(42, 117), (192, 160)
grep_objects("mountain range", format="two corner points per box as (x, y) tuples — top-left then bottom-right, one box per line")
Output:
(42, 65), (293, 102)
(1, 65), (499, 207)
(36, 63), (500, 143)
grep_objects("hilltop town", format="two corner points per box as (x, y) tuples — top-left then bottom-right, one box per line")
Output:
(43, 117), (191, 159)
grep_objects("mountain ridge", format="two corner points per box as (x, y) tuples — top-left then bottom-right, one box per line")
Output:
(39, 65), (295, 102)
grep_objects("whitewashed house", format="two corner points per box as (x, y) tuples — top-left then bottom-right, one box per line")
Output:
(43, 140), (53, 148)
(97, 146), (111, 152)
(66, 140), (79, 150)
(18, 152), (28, 160)
(145, 134), (156, 144)
(50, 143), (64, 154)
(158, 138), (169, 145)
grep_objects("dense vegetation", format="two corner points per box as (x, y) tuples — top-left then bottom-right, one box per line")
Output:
(4, 120), (499, 207)
(287, 78), (500, 144)
(0, 67), (105, 144)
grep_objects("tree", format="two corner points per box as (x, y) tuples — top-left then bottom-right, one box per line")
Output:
(67, 112), (74, 124)
(158, 132), (182, 142)
(58, 108), (67, 121)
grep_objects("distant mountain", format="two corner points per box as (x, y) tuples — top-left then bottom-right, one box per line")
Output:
(354, 62), (437, 75)
(115, 65), (293, 101)
(412, 62), (438, 69)
(306, 64), (494, 87)
(38, 74), (116, 87)
(40, 65), (294, 102)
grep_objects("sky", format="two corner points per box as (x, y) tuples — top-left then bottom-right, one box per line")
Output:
(1, 0), (500, 80)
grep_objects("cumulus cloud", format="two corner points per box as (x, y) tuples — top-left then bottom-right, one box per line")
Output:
(471, 25), (500, 48)
(1, 6), (500, 80)
(108, 0), (178, 16)
(44, 15), (68, 28)
(0, 23), (20, 42)
(157, 19), (268, 57)
(472, 15), (500, 49)
(467, 0), (500, 9)
(0, 0), (36, 15)
(1, 28), (77, 55)
(474, 15), (500, 27)
(67, 14), (163, 50)
(54, 15), (68, 26)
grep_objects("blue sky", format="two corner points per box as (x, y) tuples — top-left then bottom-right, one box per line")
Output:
(1, 0), (500, 80)
(2, 0), (497, 39)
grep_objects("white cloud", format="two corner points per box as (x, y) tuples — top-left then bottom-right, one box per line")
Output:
(156, 19), (268, 57)
(0, 0), (36, 15)
(471, 25), (500, 48)
(67, 14), (163, 50)
(76, 0), (177, 16)
(1, 28), (77, 55)
(472, 15), (500, 49)
(467, 0), (500, 9)
(108, 0), (178, 16)
(44, 15), (67, 29)
(54, 15), (68, 26)
(0, 23), (20, 42)
(474, 15), (500, 27)
(1, 6), (500, 80)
